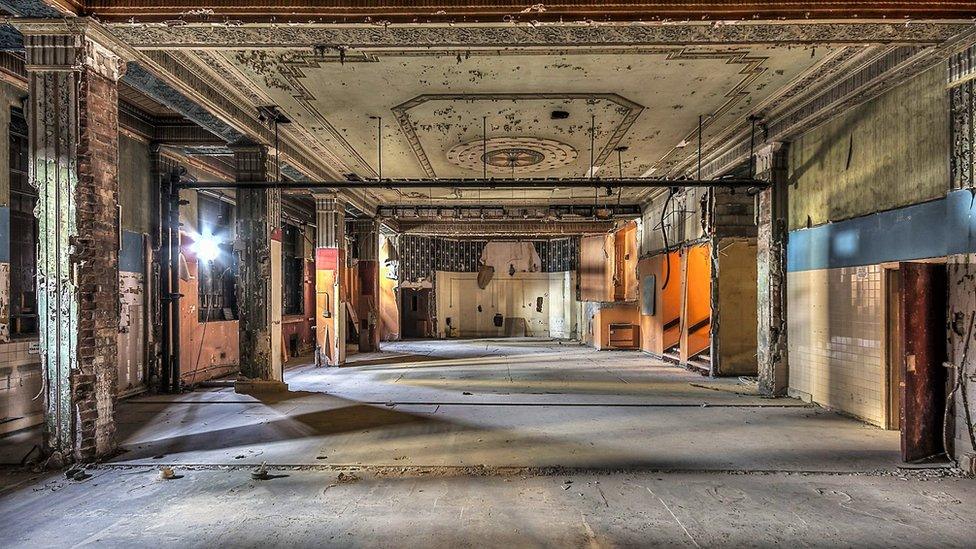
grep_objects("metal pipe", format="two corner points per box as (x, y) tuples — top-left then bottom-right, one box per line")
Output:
(169, 169), (182, 391)
(177, 177), (767, 191)
(159, 171), (172, 394)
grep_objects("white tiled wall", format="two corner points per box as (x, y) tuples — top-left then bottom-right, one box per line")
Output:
(0, 338), (43, 434)
(788, 265), (885, 426)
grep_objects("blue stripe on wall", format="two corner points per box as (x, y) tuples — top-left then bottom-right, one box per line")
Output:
(788, 189), (976, 272)
(120, 230), (145, 273)
(0, 206), (8, 264)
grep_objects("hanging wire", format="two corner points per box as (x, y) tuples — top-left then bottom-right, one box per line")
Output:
(480, 116), (486, 217)
(616, 146), (625, 207)
(591, 114), (597, 209)
(370, 115), (382, 206)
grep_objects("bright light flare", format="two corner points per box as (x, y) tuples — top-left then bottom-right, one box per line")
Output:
(192, 234), (221, 263)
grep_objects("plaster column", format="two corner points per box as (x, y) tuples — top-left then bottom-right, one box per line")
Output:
(756, 143), (790, 396)
(232, 140), (286, 393)
(18, 21), (126, 462)
(349, 219), (380, 352)
(314, 195), (345, 366)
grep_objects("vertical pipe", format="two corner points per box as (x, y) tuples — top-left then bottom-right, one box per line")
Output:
(159, 170), (171, 393)
(169, 169), (182, 390)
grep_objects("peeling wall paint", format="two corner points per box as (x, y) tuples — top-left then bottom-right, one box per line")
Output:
(948, 254), (976, 468)
(118, 271), (145, 394)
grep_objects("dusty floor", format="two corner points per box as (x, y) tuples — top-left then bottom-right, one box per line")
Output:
(2, 339), (974, 547)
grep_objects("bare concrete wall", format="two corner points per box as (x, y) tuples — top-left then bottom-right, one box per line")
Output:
(712, 239), (756, 374)
(119, 134), (152, 234)
(788, 65), (949, 231)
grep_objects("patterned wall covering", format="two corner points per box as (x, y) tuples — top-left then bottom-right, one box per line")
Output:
(399, 236), (580, 282)
(538, 238), (580, 273)
(950, 78), (974, 189)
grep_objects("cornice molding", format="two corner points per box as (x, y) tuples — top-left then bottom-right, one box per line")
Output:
(104, 21), (975, 50)
(691, 27), (976, 181)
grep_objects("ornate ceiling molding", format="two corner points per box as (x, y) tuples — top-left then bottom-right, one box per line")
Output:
(104, 21), (974, 50)
(392, 92), (642, 179)
(654, 44), (880, 186)
(697, 28), (976, 180)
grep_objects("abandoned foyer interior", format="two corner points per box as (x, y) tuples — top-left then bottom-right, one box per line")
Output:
(2, 1), (976, 546)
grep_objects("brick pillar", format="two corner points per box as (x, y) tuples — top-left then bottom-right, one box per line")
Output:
(0, 84), (13, 343)
(757, 144), (790, 396)
(708, 185), (759, 377)
(349, 219), (380, 352)
(315, 195), (345, 366)
(20, 23), (125, 462)
(232, 141), (287, 393)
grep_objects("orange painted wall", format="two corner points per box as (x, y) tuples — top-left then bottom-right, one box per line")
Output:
(614, 221), (639, 301)
(280, 258), (316, 360)
(315, 247), (346, 365)
(680, 244), (712, 362)
(580, 234), (613, 302)
(178, 249), (239, 385)
(637, 251), (683, 355)
(591, 302), (640, 350)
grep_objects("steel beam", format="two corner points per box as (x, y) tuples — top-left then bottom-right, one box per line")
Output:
(177, 177), (766, 191)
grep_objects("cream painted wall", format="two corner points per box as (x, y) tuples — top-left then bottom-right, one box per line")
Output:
(435, 271), (577, 338)
(788, 265), (885, 426)
(788, 65), (949, 231)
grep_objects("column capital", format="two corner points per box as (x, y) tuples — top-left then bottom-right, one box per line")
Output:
(15, 18), (130, 81)
(754, 141), (789, 182)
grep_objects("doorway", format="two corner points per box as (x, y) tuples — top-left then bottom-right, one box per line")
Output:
(400, 287), (434, 339)
(886, 262), (948, 463)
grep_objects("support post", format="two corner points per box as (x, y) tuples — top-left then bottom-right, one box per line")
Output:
(19, 21), (126, 462)
(756, 143), (790, 396)
(232, 140), (286, 393)
(315, 195), (345, 366)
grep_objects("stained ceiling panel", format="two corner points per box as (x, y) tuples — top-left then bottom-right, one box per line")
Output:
(193, 44), (834, 204)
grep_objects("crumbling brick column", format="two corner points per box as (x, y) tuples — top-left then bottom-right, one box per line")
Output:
(315, 195), (345, 366)
(18, 21), (126, 462)
(709, 185), (758, 377)
(232, 141), (287, 393)
(756, 143), (790, 396)
(348, 219), (380, 352)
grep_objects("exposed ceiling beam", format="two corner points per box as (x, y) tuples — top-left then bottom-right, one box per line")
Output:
(395, 219), (618, 236)
(177, 177), (766, 191)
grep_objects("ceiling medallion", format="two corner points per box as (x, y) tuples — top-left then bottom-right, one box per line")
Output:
(448, 137), (578, 174)
(483, 148), (544, 169)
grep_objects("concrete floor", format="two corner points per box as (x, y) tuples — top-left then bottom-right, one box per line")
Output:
(2, 338), (974, 547)
(109, 338), (897, 472)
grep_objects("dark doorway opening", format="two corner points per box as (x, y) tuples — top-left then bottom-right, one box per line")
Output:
(400, 288), (433, 339)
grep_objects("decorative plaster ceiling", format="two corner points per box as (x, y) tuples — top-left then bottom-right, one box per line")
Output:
(181, 42), (843, 205)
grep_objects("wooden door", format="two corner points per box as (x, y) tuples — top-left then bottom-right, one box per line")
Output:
(899, 262), (947, 462)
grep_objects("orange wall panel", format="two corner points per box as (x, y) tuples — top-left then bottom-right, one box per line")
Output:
(591, 303), (640, 350)
(680, 244), (712, 362)
(178, 253), (239, 385)
(580, 234), (613, 302)
(637, 251), (683, 355)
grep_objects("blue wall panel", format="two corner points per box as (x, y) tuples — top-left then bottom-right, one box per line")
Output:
(788, 189), (976, 272)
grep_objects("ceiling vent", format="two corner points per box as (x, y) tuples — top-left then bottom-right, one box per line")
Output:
(550, 110), (570, 120)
